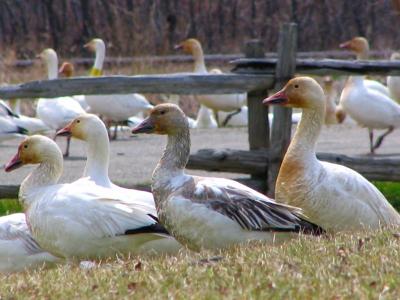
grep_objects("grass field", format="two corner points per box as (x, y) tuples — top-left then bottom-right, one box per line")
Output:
(1, 182), (400, 298)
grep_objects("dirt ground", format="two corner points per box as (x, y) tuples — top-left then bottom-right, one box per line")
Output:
(1, 123), (400, 188)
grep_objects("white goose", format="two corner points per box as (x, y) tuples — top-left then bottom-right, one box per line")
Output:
(5, 135), (176, 259)
(131, 103), (324, 250)
(339, 37), (390, 96)
(36, 49), (85, 156)
(193, 105), (218, 129)
(56, 114), (182, 253)
(264, 76), (400, 231)
(0, 115), (27, 143)
(0, 213), (61, 273)
(84, 38), (153, 139)
(175, 39), (247, 126)
(387, 52), (400, 103)
(0, 100), (50, 135)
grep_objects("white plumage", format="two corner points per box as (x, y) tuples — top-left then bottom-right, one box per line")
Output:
(0, 213), (61, 273)
(264, 76), (400, 231)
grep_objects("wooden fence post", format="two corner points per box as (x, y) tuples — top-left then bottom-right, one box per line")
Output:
(244, 39), (269, 192)
(267, 23), (298, 196)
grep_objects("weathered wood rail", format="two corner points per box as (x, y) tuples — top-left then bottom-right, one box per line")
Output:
(187, 149), (400, 182)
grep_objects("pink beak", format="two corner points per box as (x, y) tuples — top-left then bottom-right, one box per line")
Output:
(262, 90), (288, 106)
(5, 152), (22, 172)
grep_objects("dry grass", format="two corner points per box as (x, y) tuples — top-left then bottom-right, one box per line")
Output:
(1, 230), (399, 299)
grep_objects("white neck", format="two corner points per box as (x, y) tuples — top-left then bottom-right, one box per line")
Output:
(46, 53), (58, 80)
(83, 127), (112, 187)
(192, 47), (207, 73)
(19, 159), (62, 208)
(196, 105), (216, 127)
(284, 104), (325, 164)
(94, 41), (106, 70)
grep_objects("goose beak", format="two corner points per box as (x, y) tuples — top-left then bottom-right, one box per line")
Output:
(339, 41), (350, 49)
(5, 152), (22, 172)
(131, 117), (155, 134)
(263, 90), (288, 105)
(174, 44), (183, 50)
(56, 124), (72, 137)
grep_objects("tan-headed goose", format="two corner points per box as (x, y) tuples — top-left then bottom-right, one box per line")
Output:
(175, 38), (247, 126)
(56, 114), (182, 254)
(264, 77), (400, 231)
(5, 135), (177, 259)
(131, 103), (323, 250)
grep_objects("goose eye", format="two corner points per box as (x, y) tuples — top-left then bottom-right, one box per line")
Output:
(24, 144), (28, 149)
(76, 120), (81, 123)
(294, 84), (299, 89)
(160, 110), (166, 115)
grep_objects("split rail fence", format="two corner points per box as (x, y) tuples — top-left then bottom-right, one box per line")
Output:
(2, 23), (400, 198)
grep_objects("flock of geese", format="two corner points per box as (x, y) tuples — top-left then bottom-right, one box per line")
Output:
(1, 36), (400, 273)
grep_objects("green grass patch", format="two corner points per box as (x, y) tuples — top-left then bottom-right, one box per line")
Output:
(0, 198), (22, 215)
(373, 181), (400, 211)
(0, 231), (399, 299)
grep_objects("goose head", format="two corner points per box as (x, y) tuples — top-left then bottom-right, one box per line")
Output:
(56, 114), (107, 141)
(36, 48), (57, 65)
(174, 38), (202, 55)
(5, 135), (62, 172)
(339, 37), (369, 59)
(263, 77), (326, 111)
(59, 62), (74, 78)
(131, 103), (188, 135)
(84, 38), (105, 53)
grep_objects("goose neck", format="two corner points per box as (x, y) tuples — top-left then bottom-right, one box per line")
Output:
(152, 127), (190, 193)
(192, 47), (207, 73)
(19, 159), (62, 207)
(93, 43), (105, 71)
(83, 133), (111, 187)
(46, 55), (58, 80)
(285, 105), (325, 162)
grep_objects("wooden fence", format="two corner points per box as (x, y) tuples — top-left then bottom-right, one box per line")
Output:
(2, 22), (400, 198)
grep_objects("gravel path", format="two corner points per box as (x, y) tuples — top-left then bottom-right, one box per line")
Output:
(1, 123), (400, 188)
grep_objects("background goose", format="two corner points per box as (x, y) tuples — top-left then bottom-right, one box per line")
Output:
(175, 39), (247, 126)
(36, 49), (85, 156)
(58, 62), (90, 111)
(0, 115), (27, 143)
(0, 213), (61, 273)
(5, 135), (174, 259)
(387, 52), (400, 103)
(83, 38), (154, 139)
(264, 77), (400, 231)
(339, 37), (389, 96)
(132, 103), (323, 250)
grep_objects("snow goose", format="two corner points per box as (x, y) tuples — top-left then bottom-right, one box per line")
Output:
(83, 38), (153, 139)
(0, 100), (50, 135)
(5, 135), (176, 259)
(0, 213), (61, 273)
(131, 103), (324, 250)
(263, 76), (400, 231)
(340, 37), (389, 96)
(58, 62), (90, 111)
(175, 39), (247, 126)
(56, 114), (181, 253)
(36, 49), (85, 156)
(0, 116), (27, 143)
(387, 52), (400, 103)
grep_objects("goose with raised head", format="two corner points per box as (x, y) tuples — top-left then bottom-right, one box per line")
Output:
(339, 38), (400, 152)
(340, 37), (389, 96)
(175, 39), (247, 126)
(5, 135), (177, 259)
(264, 77), (400, 231)
(84, 38), (153, 139)
(58, 62), (90, 111)
(36, 49), (85, 156)
(131, 103), (324, 250)
(56, 114), (181, 254)
(387, 52), (400, 103)
(0, 213), (61, 273)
